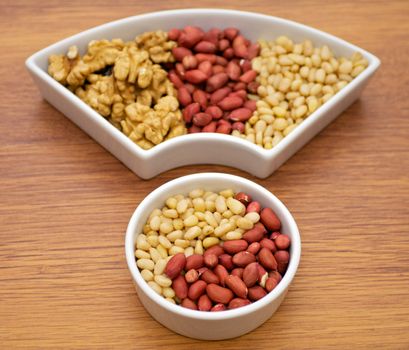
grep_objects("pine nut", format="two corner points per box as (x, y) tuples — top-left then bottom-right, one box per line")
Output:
(149, 216), (161, 231)
(189, 189), (204, 198)
(226, 198), (246, 215)
(148, 281), (162, 295)
(159, 222), (173, 235)
(154, 259), (167, 275)
(204, 211), (218, 227)
(215, 196), (227, 213)
(163, 209), (178, 219)
(156, 244), (168, 259)
(172, 219), (184, 230)
(149, 247), (162, 263)
(167, 230), (183, 242)
(158, 236), (172, 249)
(219, 189), (234, 198)
(192, 198), (206, 212)
(163, 287), (175, 299)
(205, 200), (216, 211)
(137, 258), (154, 270)
(176, 199), (189, 214)
(236, 217), (254, 230)
(203, 237), (220, 249)
(169, 245), (185, 255)
(214, 222), (234, 237)
(136, 235), (150, 251)
(165, 197), (177, 210)
(184, 226), (202, 240)
(224, 231), (243, 240)
(184, 246), (195, 257)
(184, 215), (199, 227)
(194, 240), (204, 255)
(146, 234), (159, 248)
(141, 269), (154, 282)
(135, 249), (151, 259)
(175, 239), (190, 248)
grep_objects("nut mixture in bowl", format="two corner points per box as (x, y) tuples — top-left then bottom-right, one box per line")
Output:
(135, 187), (291, 311)
(48, 26), (368, 150)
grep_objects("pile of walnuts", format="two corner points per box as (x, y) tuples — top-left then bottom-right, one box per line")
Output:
(48, 31), (186, 149)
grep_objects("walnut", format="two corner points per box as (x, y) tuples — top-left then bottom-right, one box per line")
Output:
(48, 55), (70, 84)
(136, 138), (155, 150)
(75, 74), (116, 117)
(136, 90), (153, 106)
(135, 30), (176, 63)
(67, 40), (124, 87)
(165, 124), (187, 140)
(114, 47), (150, 83)
(110, 102), (126, 123)
(48, 49), (79, 85)
(115, 79), (136, 105)
(67, 45), (79, 60)
(122, 95), (186, 146)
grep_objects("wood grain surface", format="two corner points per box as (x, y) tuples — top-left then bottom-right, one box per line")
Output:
(1, 0), (408, 348)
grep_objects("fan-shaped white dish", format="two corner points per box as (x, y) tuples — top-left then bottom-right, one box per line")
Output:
(26, 9), (380, 179)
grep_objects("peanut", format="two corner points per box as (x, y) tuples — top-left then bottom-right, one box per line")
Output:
(225, 275), (248, 299)
(258, 248), (278, 271)
(242, 262), (259, 287)
(201, 270), (220, 284)
(165, 253), (186, 279)
(198, 294), (212, 311)
(206, 283), (234, 304)
(260, 208), (281, 231)
(188, 280), (207, 300)
(275, 234), (291, 250)
(228, 298), (251, 309)
(248, 286), (267, 301)
(214, 264), (229, 286)
(181, 298), (197, 310)
(222, 239), (248, 254)
(243, 226), (264, 243)
(185, 254), (204, 270)
(172, 275), (188, 299)
(232, 251), (256, 267)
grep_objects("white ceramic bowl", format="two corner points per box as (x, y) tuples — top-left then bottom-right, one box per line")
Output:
(125, 173), (301, 340)
(26, 9), (380, 179)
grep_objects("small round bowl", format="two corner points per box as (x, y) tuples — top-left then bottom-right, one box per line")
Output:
(125, 173), (301, 340)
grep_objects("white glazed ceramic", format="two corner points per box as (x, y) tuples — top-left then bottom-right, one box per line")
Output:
(26, 9), (380, 179)
(125, 173), (301, 340)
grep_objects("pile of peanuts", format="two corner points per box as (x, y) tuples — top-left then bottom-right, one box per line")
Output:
(232, 36), (369, 148)
(135, 188), (291, 311)
(167, 26), (260, 134)
(48, 26), (368, 150)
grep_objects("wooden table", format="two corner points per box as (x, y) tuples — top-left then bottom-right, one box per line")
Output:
(1, 1), (408, 348)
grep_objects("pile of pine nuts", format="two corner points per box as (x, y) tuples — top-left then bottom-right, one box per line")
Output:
(232, 35), (369, 149)
(134, 188), (291, 311)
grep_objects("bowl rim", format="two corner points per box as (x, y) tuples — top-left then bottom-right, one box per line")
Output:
(125, 172), (301, 320)
(25, 8), (381, 161)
